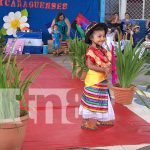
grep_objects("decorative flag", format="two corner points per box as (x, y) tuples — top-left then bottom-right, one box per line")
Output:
(76, 13), (91, 31)
(111, 44), (118, 85)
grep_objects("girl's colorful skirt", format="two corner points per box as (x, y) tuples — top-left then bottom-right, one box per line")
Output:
(79, 80), (115, 121)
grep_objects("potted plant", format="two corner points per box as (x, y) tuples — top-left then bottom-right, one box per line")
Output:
(138, 55), (150, 108)
(68, 37), (88, 80)
(0, 42), (46, 150)
(112, 38), (149, 105)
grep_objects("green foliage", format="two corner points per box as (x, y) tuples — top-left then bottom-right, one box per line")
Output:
(0, 34), (6, 55)
(115, 37), (150, 108)
(21, 9), (28, 17)
(115, 37), (147, 88)
(145, 69), (150, 75)
(145, 49), (150, 64)
(0, 27), (7, 36)
(145, 67), (150, 90)
(68, 37), (88, 78)
(0, 41), (46, 120)
(76, 25), (85, 38)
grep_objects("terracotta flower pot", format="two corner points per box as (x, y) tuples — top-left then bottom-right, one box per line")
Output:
(112, 85), (135, 105)
(0, 114), (29, 150)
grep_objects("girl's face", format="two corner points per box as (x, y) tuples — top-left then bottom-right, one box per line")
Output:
(54, 25), (58, 30)
(114, 14), (119, 19)
(107, 28), (112, 34)
(125, 14), (130, 19)
(59, 15), (64, 21)
(145, 35), (150, 41)
(91, 30), (106, 46)
(135, 27), (140, 33)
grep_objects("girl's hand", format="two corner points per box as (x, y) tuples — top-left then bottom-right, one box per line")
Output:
(86, 58), (112, 74)
(104, 67), (112, 75)
(67, 31), (70, 37)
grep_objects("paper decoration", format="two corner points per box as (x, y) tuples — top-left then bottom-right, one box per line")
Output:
(5, 38), (25, 55)
(2, 9), (30, 37)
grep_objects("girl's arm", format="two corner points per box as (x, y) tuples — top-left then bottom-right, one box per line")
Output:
(51, 19), (56, 28)
(86, 58), (111, 75)
(65, 18), (71, 36)
(146, 20), (150, 29)
(60, 33), (62, 41)
(145, 44), (150, 48)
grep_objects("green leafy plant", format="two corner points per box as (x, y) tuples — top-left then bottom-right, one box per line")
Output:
(115, 38), (148, 88)
(143, 65), (150, 92)
(68, 37), (88, 78)
(114, 37), (150, 107)
(135, 53), (150, 109)
(145, 75), (150, 90)
(145, 48), (150, 64)
(21, 9), (28, 17)
(0, 34), (6, 55)
(0, 41), (46, 121)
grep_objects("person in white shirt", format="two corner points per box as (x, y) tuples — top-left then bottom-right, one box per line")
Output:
(139, 33), (150, 58)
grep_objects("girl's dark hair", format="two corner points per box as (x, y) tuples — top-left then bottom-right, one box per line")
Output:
(113, 12), (119, 15)
(55, 12), (65, 22)
(92, 26), (107, 35)
(53, 24), (58, 27)
(125, 12), (130, 16)
(89, 26), (107, 44)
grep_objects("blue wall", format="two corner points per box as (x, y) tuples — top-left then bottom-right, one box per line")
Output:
(136, 20), (147, 39)
(132, 20), (147, 40)
(0, 0), (99, 44)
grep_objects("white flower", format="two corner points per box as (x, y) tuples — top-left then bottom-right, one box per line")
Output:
(3, 11), (30, 37)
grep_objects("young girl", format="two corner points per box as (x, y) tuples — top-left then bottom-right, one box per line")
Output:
(79, 22), (115, 130)
(51, 24), (62, 55)
(139, 33), (150, 58)
(132, 25), (141, 48)
(144, 33), (150, 47)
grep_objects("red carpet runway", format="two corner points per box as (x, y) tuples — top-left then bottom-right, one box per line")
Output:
(19, 55), (150, 150)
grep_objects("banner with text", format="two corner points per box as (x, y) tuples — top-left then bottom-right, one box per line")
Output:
(0, 0), (99, 43)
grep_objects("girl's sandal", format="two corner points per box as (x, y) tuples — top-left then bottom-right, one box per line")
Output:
(81, 120), (98, 130)
(96, 120), (114, 126)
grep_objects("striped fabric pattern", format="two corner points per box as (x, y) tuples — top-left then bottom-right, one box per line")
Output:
(81, 82), (109, 112)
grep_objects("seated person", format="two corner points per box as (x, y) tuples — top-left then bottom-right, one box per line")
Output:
(143, 33), (150, 49)
(139, 33), (150, 58)
(121, 12), (135, 34)
(132, 25), (141, 48)
(125, 24), (133, 40)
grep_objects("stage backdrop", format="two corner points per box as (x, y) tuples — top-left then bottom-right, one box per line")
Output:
(0, 0), (100, 44)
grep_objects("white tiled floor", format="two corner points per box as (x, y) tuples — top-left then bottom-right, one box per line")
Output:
(122, 144), (149, 150)
(90, 144), (150, 150)
(126, 90), (150, 123)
